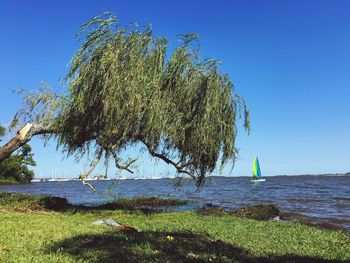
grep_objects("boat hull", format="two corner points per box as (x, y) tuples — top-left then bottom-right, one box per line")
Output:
(250, 178), (266, 182)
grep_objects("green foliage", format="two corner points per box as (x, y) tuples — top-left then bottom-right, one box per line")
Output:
(11, 12), (249, 186)
(0, 178), (20, 185)
(0, 125), (5, 139)
(0, 192), (42, 207)
(11, 83), (64, 130)
(0, 126), (36, 183)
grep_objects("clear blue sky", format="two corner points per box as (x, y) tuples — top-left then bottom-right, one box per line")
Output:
(1, 0), (349, 178)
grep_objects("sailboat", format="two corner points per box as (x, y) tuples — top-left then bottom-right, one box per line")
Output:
(251, 157), (266, 182)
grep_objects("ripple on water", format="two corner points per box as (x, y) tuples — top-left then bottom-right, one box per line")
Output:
(0, 176), (349, 231)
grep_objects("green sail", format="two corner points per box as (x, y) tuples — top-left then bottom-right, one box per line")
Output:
(253, 157), (262, 177)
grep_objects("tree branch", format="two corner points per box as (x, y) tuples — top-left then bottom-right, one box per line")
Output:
(78, 154), (102, 192)
(82, 180), (97, 192)
(141, 141), (195, 179)
(80, 158), (100, 179)
(0, 122), (55, 163)
(112, 152), (137, 174)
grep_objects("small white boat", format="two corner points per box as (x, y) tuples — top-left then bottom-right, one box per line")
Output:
(250, 178), (266, 182)
(250, 157), (266, 182)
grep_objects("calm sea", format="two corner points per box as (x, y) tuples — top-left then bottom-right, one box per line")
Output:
(1, 175), (349, 231)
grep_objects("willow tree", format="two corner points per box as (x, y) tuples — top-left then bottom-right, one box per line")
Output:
(0, 12), (249, 186)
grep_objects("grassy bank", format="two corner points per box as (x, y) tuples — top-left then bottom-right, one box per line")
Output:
(0, 193), (349, 262)
(0, 178), (22, 185)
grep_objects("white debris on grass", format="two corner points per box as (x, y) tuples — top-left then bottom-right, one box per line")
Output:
(92, 218), (122, 227)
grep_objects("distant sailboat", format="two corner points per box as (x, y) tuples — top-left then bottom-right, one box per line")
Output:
(251, 157), (266, 182)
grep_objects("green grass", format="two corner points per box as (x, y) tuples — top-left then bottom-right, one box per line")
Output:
(0, 193), (349, 262)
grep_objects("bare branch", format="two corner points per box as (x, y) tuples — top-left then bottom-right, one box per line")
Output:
(78, 153), (102, 192)
(112, 152), (137, 174)
(82, 180), (97, 192)
(0, 122), (55, 162)
(80, 158), (100, 179)
(142, 141), (195, 179)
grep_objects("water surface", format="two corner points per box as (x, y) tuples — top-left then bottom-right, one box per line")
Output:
(1, 175), (349, 230)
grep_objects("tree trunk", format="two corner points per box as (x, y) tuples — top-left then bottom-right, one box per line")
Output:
(0, 123), (52, 163)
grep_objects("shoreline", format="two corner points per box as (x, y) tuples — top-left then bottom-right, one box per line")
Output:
(0, 192), (349, 262)
(2, 176), (349, 232)
(1, 191), (348, 233)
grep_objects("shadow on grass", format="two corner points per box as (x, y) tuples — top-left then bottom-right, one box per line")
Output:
(48, 230), (344, 263)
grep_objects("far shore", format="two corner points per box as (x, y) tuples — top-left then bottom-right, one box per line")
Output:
(29, 173), (350, 183)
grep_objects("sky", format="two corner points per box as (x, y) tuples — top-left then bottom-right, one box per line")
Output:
(0, 0), (349, 178)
